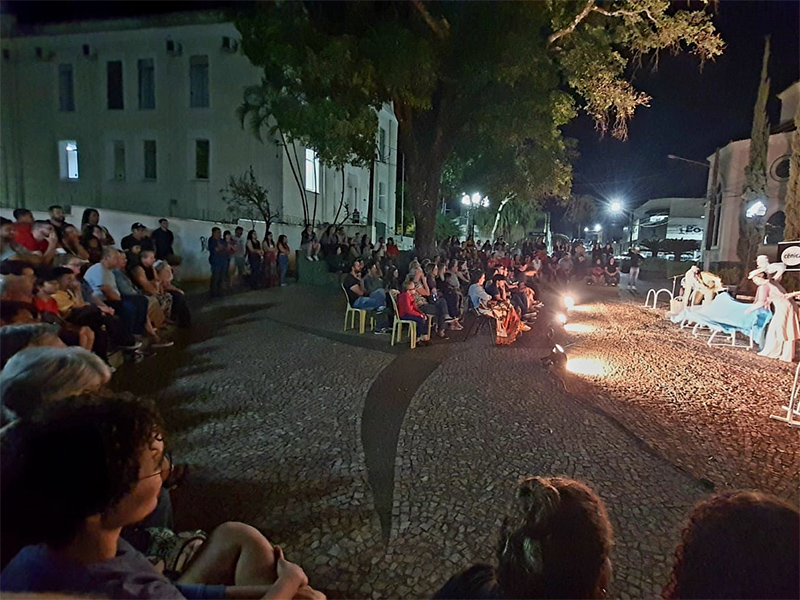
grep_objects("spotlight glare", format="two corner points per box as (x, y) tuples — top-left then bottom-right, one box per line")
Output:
(566, 357), (609, 377)
(563, 295), (575, 309)
(564, 323), (593, 333)
(556, 313), (567, 325)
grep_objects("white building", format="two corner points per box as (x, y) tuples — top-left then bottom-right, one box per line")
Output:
(0, 11), (398, 240)
(702, 81), (797, 266)
(631, 197), (706, 252)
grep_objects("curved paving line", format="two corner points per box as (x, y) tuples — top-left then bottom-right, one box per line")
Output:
(360, 352), (445, 539)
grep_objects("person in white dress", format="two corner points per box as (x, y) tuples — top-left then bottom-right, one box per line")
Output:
(746, 272), (800, 362)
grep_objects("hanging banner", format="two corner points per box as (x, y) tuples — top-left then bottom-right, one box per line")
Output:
(778, 241), (800, 271)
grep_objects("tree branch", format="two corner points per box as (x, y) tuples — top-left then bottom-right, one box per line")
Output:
(548, 0), (596, 45)
(412, 0), (449, 39)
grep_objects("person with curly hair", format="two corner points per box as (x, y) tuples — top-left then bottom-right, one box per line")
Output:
(1, 393), (325, 600)
(434, 476), (613, 599)
(663, 490), (799, 599)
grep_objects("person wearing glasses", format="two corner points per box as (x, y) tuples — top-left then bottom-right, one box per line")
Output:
(1, 393), (325, 600)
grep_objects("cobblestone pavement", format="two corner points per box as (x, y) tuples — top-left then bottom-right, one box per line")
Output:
(112, 282), (799, 599)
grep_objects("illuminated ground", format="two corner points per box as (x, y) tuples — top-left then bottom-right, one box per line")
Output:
(113, 280), (799, 599)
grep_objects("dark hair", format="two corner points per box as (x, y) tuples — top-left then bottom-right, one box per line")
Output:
(1, 216), (12, 226)
(48, 205), (63, 212)
(470, 270), (485, 284)
(664, 491), (799, 599)
(16, 393), (164, 548)
(158, 218), (168, 225)
(496, 477), (612, 599)
(13, 208), (32, 220)
(278, 234), (287, 245)
(0, 323), (60, 368)
(235, 225), (244, 232)
(248, 229), (259, 242)
(42, 266), (74, 282)
(80, 208), (99, 227)
(211, 227), (221, 234)
(223, 230), (232, 239)
(0, 260), (36, 276)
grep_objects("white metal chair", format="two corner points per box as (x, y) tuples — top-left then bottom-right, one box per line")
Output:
(771, 360), (800, 428)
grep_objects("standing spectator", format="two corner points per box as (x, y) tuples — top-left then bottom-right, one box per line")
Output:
(207, 227), (228, 297)
(374, 237), (386, 262)
(80, 208), (115, 246)
(301, 224), (321, 261)
(262, 231), (279, 288)
(385, 237), (399, 260)
(120, 223), (154, 254)
(245, 230), (264, 289)
(277, 234), (291, 286)
(627, 246), (642, 291)
(222, 230), (236, 290)
(151, 219), (175, 261)
(231, 226), (247, 286)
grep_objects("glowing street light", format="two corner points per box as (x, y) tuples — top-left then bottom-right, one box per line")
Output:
(584, 227), (589, 232)
(594, 224), (602, 232)
(609, 200), (623, 213)
(746, 199), (767, 218)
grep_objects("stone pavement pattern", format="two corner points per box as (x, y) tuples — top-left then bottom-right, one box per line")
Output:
(112, 283), (799, 599)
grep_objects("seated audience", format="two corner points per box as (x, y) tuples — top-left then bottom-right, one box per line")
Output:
(0, 393), (325, 600)
(604, 257), (620, 286)
(1, 217), (25, 262)
(589, 259), (605, 286)
(467, 271), (524, 345)
(47, 204), (70, 240)
(0, 323), (64, 371)
(155, 260), (191, 328)
(80, 224), (106, 263)
(121, 222), (154, 254)
(344, 258), (386, 312)
(130, 249), (174, 324)
(385, 237), (399, 260)
(59, 223), (90, 261)
(13, 219), (58, 265)
(396, 279), (430, 343)
(663, 490), (799, 599)
(301, 224), (321, 261)
(114, 251), (172, 347)
(34, 268), (95, 353)
(435, 476), (612, 599)
(81, 208), (115, 246)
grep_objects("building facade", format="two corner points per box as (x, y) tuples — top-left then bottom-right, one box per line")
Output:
(630, 197), (706, 255)
(0, 11), (398, 238)
(702, 81), (797, 266)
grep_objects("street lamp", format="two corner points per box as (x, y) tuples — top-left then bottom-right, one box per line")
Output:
(461, 192), (489, 238)
(746, 199), (767, 218)
(594, 224), (602, 232)
(609, 200), (623, 213)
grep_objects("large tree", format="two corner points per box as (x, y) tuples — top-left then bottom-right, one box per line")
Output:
(737, 36), (771, 274)
(235, 1), (723, 255)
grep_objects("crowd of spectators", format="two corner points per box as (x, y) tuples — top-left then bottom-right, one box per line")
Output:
(1, 218), (798, 598)
(0, 355), (795, 598)
(1, 207), (190, 371)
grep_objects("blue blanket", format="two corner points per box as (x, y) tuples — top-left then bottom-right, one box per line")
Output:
(670, 292), (772, 347)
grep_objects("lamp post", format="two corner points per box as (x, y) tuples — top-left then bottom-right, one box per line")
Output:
(461, 192), (489, 239)
(608, 198), (633, 252)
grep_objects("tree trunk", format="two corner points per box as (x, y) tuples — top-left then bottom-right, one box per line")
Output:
(406, 158), (443, 257)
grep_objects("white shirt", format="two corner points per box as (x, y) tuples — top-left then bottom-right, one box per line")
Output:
(84, 263), (118, 301)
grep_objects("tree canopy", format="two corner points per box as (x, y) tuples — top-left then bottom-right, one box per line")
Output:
(235, 1), (723, 254)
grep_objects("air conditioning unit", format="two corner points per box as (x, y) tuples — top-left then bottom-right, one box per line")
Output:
(82, 44), (97, 60)
(166, 40), (183, 56)
(34, 46), (55, 61)
(221, 36), (239, 53)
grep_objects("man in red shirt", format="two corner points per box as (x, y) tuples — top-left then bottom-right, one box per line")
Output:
(14, 219), (58, 263)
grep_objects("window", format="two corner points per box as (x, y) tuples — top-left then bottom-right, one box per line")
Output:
(765, 211), (785, 245)
(771, 155), (791, 182)
(112, 141), (126, 180)
(58, 63), (75, 112)
(189, 55), (209, 108)
(138, 58), (155, 110)
(143, 140), (157, 180)
(379, 127), (387, 162)
(195, 139), (210, 179)
(305, 148), (320, 193)
(58, 140), (79, 180)
(107, 61), (124, 110)
(378, 181), (386, 210)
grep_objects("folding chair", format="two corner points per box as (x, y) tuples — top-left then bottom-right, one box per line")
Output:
(388, 290), (418, 348)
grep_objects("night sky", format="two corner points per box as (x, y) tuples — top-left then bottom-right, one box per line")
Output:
(3, 0), (798, 211)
